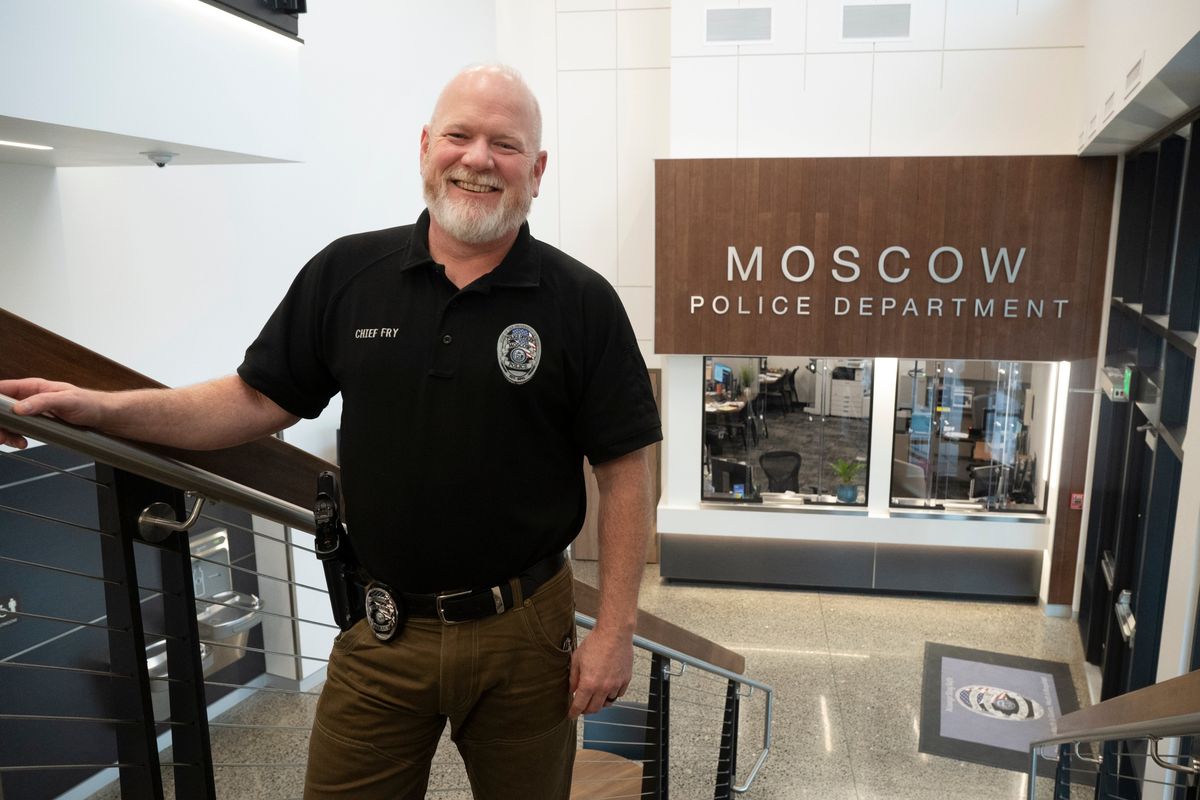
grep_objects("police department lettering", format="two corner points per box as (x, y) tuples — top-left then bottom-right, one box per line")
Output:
(687, 243), (1072, 320)
(354, 327), (401, 339)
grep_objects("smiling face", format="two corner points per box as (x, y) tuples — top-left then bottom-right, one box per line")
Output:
(420, 68), (547, 246)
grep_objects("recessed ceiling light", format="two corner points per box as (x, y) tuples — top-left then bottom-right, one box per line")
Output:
(0, 139), (53, 151)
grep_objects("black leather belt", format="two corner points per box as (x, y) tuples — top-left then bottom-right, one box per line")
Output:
(406, 550), (566, 622)
(361, 551), (566, 640)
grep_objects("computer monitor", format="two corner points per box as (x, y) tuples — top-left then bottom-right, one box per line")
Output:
(712, 362), (732, 386)
(710, 457), (755, 498)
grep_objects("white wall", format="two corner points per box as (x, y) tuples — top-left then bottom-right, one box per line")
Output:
(497, 0), (669, 368)
(671, 0), (1086, 158)
(1153, 282), (1200, 684)
(0, 0), (302, 160)
(1, 1), (497, 676)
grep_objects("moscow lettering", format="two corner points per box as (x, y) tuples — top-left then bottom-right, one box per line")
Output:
(687, 244), (1070, 319)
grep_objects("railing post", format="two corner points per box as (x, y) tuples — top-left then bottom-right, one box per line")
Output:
(1052, 742), (1070, 799)
(1097, 739), (1143, 800)
(95, 465), (167, 800)
(97, 467), (216, 800)
(714, 679), (739, 800)
(1027, 746), (1040, 799)
(644, 653), (671, 800)
(158, 506), (217, 799)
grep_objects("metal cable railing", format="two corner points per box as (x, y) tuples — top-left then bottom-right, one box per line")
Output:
(0, 396), (773, 799)
(1027, 670), (1200, 799)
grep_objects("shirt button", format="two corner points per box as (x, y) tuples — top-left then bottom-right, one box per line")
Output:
(442, 334), (453, 345)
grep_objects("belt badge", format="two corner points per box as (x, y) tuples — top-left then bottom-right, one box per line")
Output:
(365, 583), (401, 641)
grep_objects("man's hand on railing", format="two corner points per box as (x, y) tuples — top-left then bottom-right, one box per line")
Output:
(2, 375), (298, 452)
(568, 626), (634, 719)
(0, 378), (111, 449)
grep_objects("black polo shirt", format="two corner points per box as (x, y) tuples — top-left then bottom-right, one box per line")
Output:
(238, 211), (662, 592)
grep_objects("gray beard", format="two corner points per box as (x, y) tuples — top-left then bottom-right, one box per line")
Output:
(424, 181), (531, 245)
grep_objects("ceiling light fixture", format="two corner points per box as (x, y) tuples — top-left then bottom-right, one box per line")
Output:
(0, 139), (53, 151)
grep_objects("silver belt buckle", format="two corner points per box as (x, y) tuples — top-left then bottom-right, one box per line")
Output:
(435, 589), (473, 625)
(365, 583), (400, 641)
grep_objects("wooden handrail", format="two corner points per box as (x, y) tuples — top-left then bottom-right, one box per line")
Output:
(2, 307), (748, 677)
(1, 307), (334, 511)
(573, 581), (746, 675)
(1053, 668), (1200, 742)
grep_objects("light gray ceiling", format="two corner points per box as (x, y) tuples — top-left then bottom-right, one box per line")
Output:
(0, 115), (294, 168)
(1083, 29), (1200, 155)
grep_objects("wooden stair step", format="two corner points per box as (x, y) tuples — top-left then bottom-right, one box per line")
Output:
(570, 748), (643, 799)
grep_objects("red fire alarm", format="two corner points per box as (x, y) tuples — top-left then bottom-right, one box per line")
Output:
(1070, 492), (1084, 510)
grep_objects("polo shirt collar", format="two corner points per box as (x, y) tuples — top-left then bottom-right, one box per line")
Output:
(402, 209), (541, 289)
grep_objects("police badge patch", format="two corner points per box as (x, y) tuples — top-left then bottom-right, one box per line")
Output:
(496, 323), (541, 384)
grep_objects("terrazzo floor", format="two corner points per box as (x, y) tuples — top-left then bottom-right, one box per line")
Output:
(610, 562), (1089, 800)
(87, 561), (1089, 799)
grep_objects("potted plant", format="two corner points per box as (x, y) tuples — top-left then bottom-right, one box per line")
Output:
(738, 364), (757, 400)
(830, 458), (864, 503)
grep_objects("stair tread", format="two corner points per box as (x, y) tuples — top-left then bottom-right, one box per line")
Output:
(570, 749), (643, 800)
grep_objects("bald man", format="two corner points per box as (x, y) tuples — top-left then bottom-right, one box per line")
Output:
(1, 65), (661, 799)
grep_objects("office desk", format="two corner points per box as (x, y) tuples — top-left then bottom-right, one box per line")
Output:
(705, 400), (749, 452)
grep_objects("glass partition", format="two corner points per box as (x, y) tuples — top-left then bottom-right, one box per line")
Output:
(702, 355), (873, 506)
(892, 359), (1054, 512)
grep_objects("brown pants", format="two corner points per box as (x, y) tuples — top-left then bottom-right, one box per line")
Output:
(303, 563), (578, 799)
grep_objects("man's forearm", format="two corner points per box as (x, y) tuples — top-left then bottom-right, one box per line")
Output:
(592, 446), (655, 636)
(7, 375), (298, 451)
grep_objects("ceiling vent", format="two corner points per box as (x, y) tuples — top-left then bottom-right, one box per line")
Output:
(706, 7), (772, 44)
(1126, 55), (1143, 95)
(842, 3), (911, 39)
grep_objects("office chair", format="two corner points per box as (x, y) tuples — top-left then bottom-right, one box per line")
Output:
(704, 426), (725, 457)
(782, 367), (799, 411)
(891, 459), (926, 498)
(724, 402), (758, 450)
(759, 450), (802, 492)
(969, 463), (1013, 505)
(1009, 454), (1036, 504)
(761, 368), (792, 415)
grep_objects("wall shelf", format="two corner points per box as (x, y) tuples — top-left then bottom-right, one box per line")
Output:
(1159, 424), (1185, 461)
(1110, 299), (1198, 360)
(1082, 114), (1198, 700)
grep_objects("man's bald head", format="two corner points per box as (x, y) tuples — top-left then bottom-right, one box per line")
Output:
(429, 64), (543, 152)
(420, 64), (548, 246)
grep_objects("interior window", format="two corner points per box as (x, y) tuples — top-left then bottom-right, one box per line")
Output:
(892, 359), (1052, 513)
(702, 356), (873, 506)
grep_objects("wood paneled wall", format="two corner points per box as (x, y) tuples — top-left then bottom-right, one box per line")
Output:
(656, 156), (1117, 361)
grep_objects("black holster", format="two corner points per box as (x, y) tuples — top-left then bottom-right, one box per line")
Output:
(314, 470), (365, 631)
